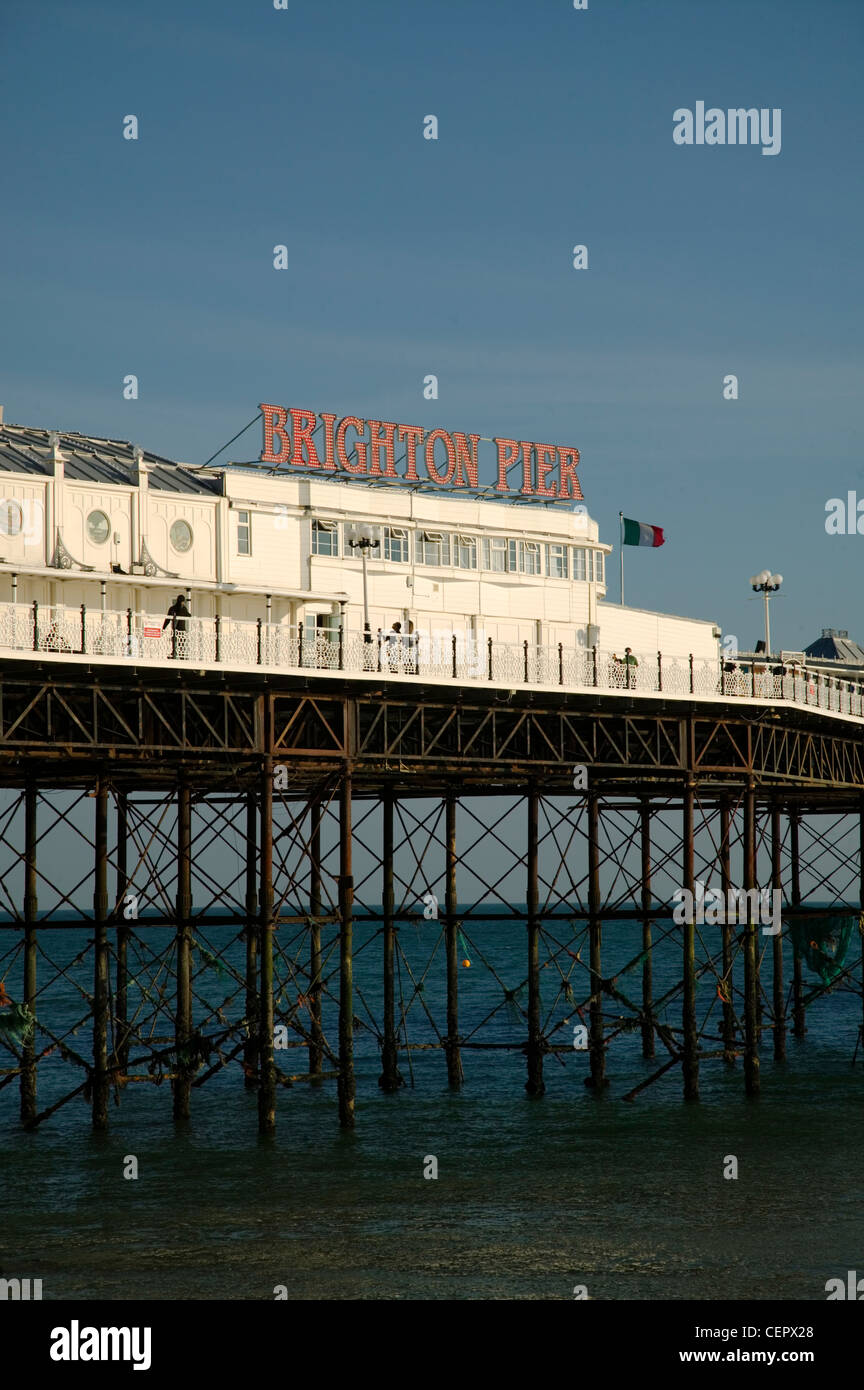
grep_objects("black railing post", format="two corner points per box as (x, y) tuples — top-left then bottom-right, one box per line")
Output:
(127, 608), (132, 652)
(338, 624), (344, 671)
(256, 618), (263, 665)
(751, 662), (756, 699)
(452, 633), (457, 679)
(80, 603), (86, 655)
(593, 644), (598, 688)
(689, 653), (694, 694)
(523, 640), (529, 683)
(298, 622), (304, 668)
(32, 601), (38, 652)
(215, 614), (221, 662)
(487, 636), (493, 681)
(558, 642), (563, 685)
(657, 650), (663, 692)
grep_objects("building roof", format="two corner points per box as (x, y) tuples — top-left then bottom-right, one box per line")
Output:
(0, 423), (222, 497)
(804, 628), (864, 664)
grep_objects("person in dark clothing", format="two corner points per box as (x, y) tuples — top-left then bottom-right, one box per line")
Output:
(163, 594), (190, 658)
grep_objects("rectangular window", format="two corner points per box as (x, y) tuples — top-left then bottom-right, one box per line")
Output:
(237, 509), (251, 556)
(312, 520), (339, 557)
(547, 543), (568, 579)
(384, 526), (408, 563)
(519, 540), (541, 575)
(418, 530), (450, 567)
(573, 548), (586, 581)
(453, 533), (477, 569)
(587, 549), (594, 582)
(304, 612), (339, 647)
(483, 536), (508, 573)
(596, 551), (604, 585)
(508, 539), (518, 572)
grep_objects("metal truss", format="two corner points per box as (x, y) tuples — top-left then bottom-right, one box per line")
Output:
(0, 669), (862, 1133)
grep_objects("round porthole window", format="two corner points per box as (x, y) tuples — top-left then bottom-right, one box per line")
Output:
(86, 510), (111, 544)
(0, 500), (23, 536)
(170, 519), (193, 553)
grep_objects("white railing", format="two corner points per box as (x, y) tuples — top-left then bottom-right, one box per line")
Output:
(4, 601), (864, 722)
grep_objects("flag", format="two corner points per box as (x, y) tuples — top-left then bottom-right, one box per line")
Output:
(622, 517), (665, 548)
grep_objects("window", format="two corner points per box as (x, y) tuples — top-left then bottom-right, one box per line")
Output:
(304, 612), (339, 640)
(87, 510), (111, 545)
(384, 526), (408, 563)
(547, 543), (568, 579)
(508, 539), (518, 572)
(312, 520), (339, 556)
(453, 533), (477, 569)
(519, 540), (541, 575)
(586, 549), (594, 582)
(0, 500), (23, 537)
(170, 519), (193, 553)
(418, 530), (450, 567)
(482, 536), (509, 572)
(237, 509), (251, 556)
(573, 548), (586, 581)
(596, 551), (604, 585)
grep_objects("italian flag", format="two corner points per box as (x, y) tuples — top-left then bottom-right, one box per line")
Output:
(622, 517), (665, 548)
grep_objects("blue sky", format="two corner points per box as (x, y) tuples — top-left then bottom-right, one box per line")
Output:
(1, 0), (861, 651)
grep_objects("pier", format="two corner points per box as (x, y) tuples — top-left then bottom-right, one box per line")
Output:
(1, 633), (862, 1132)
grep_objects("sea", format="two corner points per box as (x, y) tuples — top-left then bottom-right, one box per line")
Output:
(2, 907), (863, 1301)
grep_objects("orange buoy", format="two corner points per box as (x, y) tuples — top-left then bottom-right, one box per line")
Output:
(461, 958), (471, 968)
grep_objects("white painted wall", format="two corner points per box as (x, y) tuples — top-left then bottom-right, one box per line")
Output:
(0, 457), (719, 662)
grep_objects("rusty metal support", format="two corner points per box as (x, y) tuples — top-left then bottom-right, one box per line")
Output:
(860, 796), (864, 1046)
(92, 780), (110, 1130)
(720, 798), (735, 1063)
(790, 811), (805, 1038)
(640, 800), (654, 1060)
(309, 792), (324, 1080)
(771, 804), (786, 1062)
(682, 783), (699, 1101)
(174, 781), (192, 1122)
(338, 767), (355, 1128)
(587, 794), (606, 1089)
(20, 785), (38, 1125)
(743, 786), (760, 1096)
(444, 791), (462, 1087)
(244, 790), (259, 1088)
(525, 784), (544, 1096)
(379, 787), (399, 1092)
(258, 758), (276, 1134)
(114, 791), (129, 1081)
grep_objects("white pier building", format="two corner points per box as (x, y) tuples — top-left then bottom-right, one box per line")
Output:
(0, 415), (719, 676)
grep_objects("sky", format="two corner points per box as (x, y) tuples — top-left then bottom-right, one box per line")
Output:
(1, 0), (862, 653)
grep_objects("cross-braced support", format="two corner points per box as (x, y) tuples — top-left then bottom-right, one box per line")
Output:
(2, 678), (863, 1133)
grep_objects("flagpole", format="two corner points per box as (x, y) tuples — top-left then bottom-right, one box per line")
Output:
(619, 511), (624, 605)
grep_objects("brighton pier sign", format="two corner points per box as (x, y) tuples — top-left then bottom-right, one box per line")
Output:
(259, 403), (584, 500)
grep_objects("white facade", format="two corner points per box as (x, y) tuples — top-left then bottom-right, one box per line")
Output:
(0, 425), (719, 663)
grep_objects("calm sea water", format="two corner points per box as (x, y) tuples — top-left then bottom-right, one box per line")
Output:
(2, 911), (863, 1301)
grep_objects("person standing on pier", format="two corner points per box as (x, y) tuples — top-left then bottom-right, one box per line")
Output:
(163, 593), (191, 659)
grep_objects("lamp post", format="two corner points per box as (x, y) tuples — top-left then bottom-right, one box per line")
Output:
(348, 534), (380, 644)
(750, 569), (783, 656)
